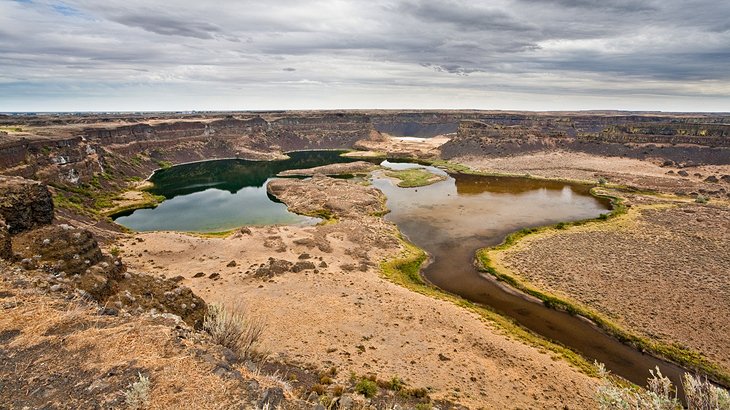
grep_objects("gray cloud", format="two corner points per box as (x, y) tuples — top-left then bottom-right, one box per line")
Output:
(109, 14), (224, 40)
(0, 0), (728, 111)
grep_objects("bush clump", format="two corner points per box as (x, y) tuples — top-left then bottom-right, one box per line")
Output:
(595, 362), (730, 410)
(355, 378), (378, 398)
(124, 372), (151, 410)
(202, 303), (265, 360)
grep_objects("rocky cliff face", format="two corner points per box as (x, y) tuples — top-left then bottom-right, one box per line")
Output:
(0, 175), (207, 327)
(0, 176), (54, 234)
(371, 112), (462, 137)
(442, 117), (730, 165)
(0, 113), (376, 188)
(2, 111), (730, 192)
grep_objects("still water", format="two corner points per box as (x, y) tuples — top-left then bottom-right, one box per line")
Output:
(114, 151), (363, 232)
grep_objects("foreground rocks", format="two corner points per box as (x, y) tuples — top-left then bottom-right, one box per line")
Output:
(0, 176), (207, 328)
(0, 175), (53, 234)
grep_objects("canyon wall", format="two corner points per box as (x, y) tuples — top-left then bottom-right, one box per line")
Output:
(0, 114), (374, 185)
(2, 111), (730, 188)
(441, 115), (730, 165)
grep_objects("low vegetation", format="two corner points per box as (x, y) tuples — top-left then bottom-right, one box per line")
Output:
(202, 303), (265, 361)
(354, 377), (378, 398)
(123, 372), (151, 410)
(596, 362), (730, 410)
(385, 168), (446, 188)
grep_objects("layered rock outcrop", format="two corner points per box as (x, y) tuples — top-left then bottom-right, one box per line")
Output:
(0, 175), (53, 234)
(442, 117), (730, 165)
(0, 175), (207, 327)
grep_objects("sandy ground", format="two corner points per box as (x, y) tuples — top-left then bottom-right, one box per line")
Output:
(456, 151), (730, 196)
(491, 196), (730, 373)
(115, 176), (601, 409)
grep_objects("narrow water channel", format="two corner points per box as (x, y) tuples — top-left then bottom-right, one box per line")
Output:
(373, 163), (690, 391)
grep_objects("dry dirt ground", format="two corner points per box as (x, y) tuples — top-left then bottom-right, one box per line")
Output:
(0, 270), (304, 410)
(489, 195), (730, 374)
(455, 151), (730, 196)
(115, 175), (601, 409)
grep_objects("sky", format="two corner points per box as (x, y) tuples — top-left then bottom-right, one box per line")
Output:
(1, 0), (729, 112)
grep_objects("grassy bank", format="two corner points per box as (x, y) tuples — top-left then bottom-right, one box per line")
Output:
(475, 200), (730, 386)
(384, 168), (447, 188)
(380, 236), (598, 377)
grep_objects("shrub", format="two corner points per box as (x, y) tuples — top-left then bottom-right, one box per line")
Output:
(202, 303), (265, 360)
(401, 387), (429, 399)
(124, 372), (150, 410)
(684, 373), (730, 410)
(311, 384), (326, 395)
(695, 194), (709, 204)
(332, 385), (344, 397)
(355, 378), (378, 398)
(595, 362), (730, 410)
(598, 177), (608, 185)
(380, 375), (404, 391)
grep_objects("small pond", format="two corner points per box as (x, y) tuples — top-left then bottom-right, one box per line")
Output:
(114, 151), (364, 232)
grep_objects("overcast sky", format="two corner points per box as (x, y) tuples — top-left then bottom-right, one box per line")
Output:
(1, 0), (729, 112)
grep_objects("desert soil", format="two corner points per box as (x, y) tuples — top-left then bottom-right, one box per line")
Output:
(115, 175), (601, 409)
(490, 194), (730, 373)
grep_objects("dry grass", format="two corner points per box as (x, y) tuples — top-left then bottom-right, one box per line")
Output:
(0, 280), (256, 409)
(596, 362), (730, 410)
(203, 303), (265, 361)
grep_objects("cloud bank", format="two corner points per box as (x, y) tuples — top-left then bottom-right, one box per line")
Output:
(1, 0), (728, 111)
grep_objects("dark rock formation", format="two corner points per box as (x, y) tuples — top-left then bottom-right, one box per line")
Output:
(12, 224), (206, 327)
(254, 258), (293, 277)
(0, 176), (53, 234)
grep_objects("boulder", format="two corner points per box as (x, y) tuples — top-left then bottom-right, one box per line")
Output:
(0, 176), (53, 234)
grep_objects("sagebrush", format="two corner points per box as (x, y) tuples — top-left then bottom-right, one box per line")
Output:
(124, 372), (150, 410)
(203, 303), (265, 360)
(596, 362), (730, 410)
